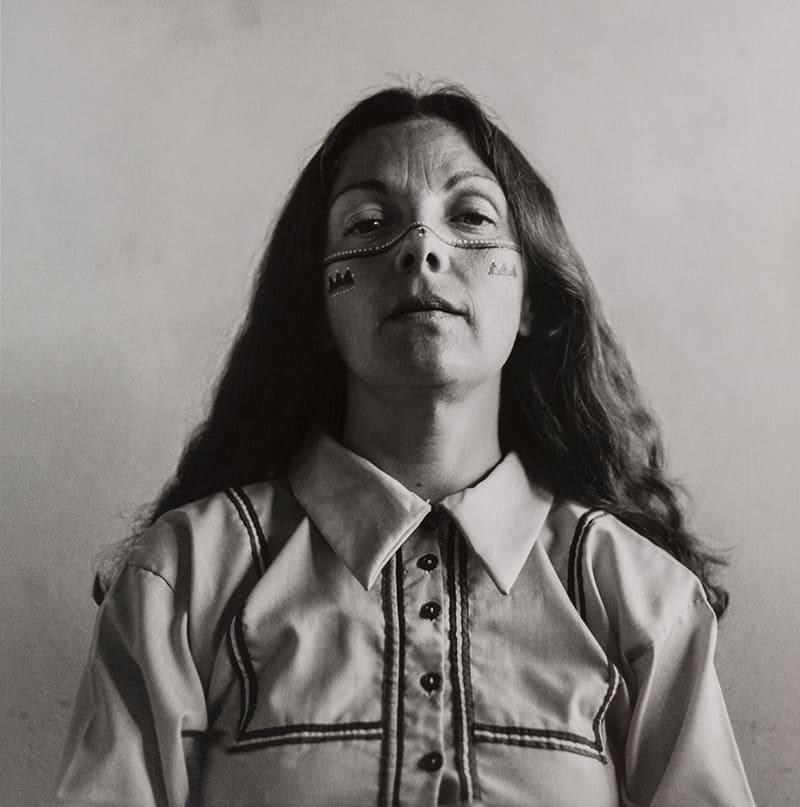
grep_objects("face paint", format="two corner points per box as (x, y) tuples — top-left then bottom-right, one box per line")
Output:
(327, 266), (355, 295)
(488, 260), (518, 277)
(322, 221), (520, 267)
(323, 120), (529, 390)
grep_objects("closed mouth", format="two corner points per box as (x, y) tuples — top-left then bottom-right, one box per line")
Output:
(387, 295), (463, 319)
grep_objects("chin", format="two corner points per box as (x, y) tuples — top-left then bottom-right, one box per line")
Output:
(380, 355), (496, 390)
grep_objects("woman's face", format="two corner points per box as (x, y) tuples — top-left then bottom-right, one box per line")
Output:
(324, 117), (530, 395)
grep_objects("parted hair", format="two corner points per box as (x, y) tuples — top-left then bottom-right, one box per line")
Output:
(141, 84), (728, 616)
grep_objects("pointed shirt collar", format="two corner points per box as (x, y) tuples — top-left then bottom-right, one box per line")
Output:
(289, 431), (553, 595)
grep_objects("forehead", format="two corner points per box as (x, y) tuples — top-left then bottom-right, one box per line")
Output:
(331, 118), (498, 194)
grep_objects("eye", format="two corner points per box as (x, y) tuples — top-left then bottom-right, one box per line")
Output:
(452, 209), (497, 230)
(455, 211), (495, 227)
(344, 216), (386, 236)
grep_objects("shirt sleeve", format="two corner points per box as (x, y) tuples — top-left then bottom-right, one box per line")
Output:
(621, 597), (756, 807)
(54, 563), (207, 807)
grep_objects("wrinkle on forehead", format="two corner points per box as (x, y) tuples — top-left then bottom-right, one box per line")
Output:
(331, 118), (498, 198)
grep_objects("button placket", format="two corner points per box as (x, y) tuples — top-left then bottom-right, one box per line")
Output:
(398, 515), (449, 802)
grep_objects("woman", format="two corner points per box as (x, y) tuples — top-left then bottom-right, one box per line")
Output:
(56, 85), (755, 806)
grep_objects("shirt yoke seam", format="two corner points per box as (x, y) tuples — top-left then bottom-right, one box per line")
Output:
(225, 486), (270, 575)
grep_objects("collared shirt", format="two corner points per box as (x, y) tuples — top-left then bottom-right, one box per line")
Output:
(56, 432), (755, 806)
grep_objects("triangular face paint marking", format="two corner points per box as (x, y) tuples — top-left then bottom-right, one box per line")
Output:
(488, 261), (518, 277)
(327, 267), (355, 295)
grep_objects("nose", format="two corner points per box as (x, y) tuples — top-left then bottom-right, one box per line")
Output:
(394, 224), (444, 274)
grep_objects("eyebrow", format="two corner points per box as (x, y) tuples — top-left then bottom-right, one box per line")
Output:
(443, 169), (501, 191)
(329, 179), (389, 207)
(329, 169), (502, 207)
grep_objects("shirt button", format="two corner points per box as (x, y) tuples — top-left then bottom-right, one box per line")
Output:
(420, 672), (442, 693)
(419, 601), (441, 620)
(418, 751), (443, 772)
(420, 510), (441, 532)
(417, 553), (439, 571)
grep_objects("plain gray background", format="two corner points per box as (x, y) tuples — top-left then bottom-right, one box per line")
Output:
(2, 1), (798, 804)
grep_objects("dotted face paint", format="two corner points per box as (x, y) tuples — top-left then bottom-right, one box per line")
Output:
(322, 221), (521, 267)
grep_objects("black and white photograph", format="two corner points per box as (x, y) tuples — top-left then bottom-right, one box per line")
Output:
(2, 2), (797, 805)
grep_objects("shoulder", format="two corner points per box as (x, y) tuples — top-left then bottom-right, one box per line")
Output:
(540, 501), (711, 654)
(125, 478), (305, 593)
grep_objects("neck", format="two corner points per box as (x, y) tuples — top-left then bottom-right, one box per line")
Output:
(340, 378), (503, 502)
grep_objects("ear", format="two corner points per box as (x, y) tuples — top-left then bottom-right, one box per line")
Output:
(517, 288), (533, 337)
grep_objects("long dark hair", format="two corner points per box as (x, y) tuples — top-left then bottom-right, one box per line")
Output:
(142, 84), (728, 615)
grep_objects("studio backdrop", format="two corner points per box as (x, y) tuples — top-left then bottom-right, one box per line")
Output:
(2, 2), (798, 805)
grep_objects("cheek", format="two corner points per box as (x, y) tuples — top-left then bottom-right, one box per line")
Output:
(468, 251), (527, 338)
(460, 247), (522, 285)
(324, 262), (366, 346)
(470, 250), (525, 305)
(486, 256), (520, 278)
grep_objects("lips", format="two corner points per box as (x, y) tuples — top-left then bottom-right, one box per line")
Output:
(387, 295), (463, 319)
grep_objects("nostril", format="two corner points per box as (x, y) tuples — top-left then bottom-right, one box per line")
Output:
(396, 242), (442, 272)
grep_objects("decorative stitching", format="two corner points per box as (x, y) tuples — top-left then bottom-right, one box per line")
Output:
(378, 562), (394, 806)
(323, 221), (521, 266)
(474, 510), (620, 765)
(227, 605), (386, 754)
(447, 527), (469, 800)
(393, 551), (406, 807)
(225, 488), (268, 576)
(473, 662), (620, 764)
(227, 614), (258, 735)
(446, 524), (480, 802)
(225, 625), (247, 733)
(473, 726), (604, 761)
(228, 722), (383, 753)
(566, 509), (605, 621)
(378, 552), (404, 807)
(224, 498), (385, 756)
(457, 530), (481, 801)
(234, 486), (270, 568)
(593, 661), (620, 750)
(552, 509), (621, 764)
(475, 725), (599, 746)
